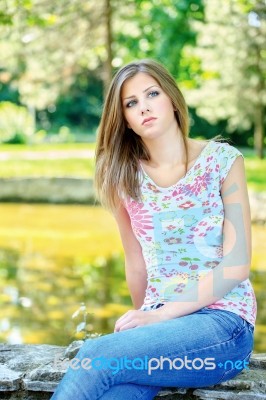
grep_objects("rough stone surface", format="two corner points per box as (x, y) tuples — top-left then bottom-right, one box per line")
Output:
(0, 366), (22, 391)
(249, 190), (266, 224)
(0, 178), (95, 204)
(0, 343), (265, 399)
(63, 340), (84, 360)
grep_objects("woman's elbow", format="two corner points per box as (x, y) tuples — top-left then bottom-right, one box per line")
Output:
(222, 262), (251, 283)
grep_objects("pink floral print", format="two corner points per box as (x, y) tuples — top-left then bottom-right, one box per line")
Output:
(125, 200), (153, 237)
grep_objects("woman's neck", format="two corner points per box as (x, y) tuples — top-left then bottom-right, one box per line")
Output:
(142, 128), (187, 168)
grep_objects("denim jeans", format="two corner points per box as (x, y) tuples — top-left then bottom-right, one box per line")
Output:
(51, 308), (254, 400)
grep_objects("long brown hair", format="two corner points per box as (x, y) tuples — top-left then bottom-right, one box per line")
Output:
(95, 59), (189, 212)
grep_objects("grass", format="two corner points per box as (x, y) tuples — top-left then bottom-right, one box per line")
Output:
(244, 158), (266, 192)
(0, 143), (265, 191)
(0, 143), (96, 151)
(0, 158), (95, 178)
(239, 146), (266, 192)
(0, 143), (95, 178)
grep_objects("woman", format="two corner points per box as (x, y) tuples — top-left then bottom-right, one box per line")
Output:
(51, 59), (256, 400)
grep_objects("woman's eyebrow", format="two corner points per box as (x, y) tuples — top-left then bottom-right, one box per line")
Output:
(143, 85), (159, 93)
(123, 85), (159, 100)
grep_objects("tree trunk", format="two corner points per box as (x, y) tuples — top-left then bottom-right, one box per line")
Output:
(103, 0), (113, 98)
(253, 34), (265, 159)
(254, 105), (265, 159)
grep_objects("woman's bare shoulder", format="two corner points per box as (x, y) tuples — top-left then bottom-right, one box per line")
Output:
(187, 138), (209, 161)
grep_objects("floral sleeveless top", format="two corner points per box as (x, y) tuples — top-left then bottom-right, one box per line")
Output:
(123, 140), (257, 326)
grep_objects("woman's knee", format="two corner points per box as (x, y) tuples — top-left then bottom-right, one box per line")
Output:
(76, 332), (122, 360)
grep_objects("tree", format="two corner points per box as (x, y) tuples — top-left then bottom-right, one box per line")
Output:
(0, 0), (205, 132)
(103, 0), (113, 96)
(113, 0), (204, 78)
(0, 0), (109, 108)
(184, 0), (266, 158)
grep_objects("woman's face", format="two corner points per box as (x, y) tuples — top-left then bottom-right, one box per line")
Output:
(121, 72), (178, 142)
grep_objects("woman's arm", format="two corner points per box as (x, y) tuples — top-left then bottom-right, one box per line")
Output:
(113, 204), (147, 309)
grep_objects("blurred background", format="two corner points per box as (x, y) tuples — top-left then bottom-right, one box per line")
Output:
(0, 0), (265, 353)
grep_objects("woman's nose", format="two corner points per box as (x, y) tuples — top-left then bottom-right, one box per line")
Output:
(141, 108), (150, 115)
(140, 101), (150, 115)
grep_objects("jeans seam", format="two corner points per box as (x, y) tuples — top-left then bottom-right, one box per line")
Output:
(204, 309), (248, 339)
(214, 349), (253, 385)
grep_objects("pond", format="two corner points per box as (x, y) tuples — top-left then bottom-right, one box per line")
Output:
(0, 203), (265, 353)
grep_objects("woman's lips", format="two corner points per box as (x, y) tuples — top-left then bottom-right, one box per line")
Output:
(142, 117), (157, 125)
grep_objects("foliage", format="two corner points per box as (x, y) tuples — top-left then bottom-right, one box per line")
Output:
(0, 81), (19, 103)
(40, 70), (103, 134)
(113, 0), (204, 79)
(0, 101), (35, 143)
(0, 0), (106, 109)
(0, 0), (204, 119)
(72, 302), (103, 340)
(0, 0), (264, 150)
(184, 0), (266, 157)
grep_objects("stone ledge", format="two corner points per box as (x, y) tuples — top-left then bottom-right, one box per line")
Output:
(0, 343), (265, 399)
(0, 178), (95, 204)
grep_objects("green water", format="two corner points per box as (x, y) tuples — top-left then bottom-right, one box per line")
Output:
(0, 203), (265, 353)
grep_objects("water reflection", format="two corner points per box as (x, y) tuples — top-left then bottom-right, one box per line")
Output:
(0, 204), (265, 353)
(0, 248), (131, 345)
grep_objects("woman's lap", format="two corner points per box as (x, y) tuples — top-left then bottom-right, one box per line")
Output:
(51, 308), (254, 400)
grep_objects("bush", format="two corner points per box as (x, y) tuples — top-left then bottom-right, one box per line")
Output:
(0, 102), (35, 144)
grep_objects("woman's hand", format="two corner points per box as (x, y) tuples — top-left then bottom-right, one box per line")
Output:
(114, 306), (173, 332)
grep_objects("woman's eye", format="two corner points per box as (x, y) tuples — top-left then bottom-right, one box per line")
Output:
(148, 90), (159, 98)
(126, 100), (137, 108)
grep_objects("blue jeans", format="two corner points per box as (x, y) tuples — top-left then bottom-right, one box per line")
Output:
(51, 308), (254, 400)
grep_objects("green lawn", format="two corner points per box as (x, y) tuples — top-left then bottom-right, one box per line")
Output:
(0, 158), (95, 178)
(0, 143), (95, 178)
(0, 143), (265, 192)
(238, 147), (266, 192)
(244, 158), (266, 192)
(0, 143), (96, 152)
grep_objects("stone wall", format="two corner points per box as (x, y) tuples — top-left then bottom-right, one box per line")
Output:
(0, 178), (265, 224)
(0, 342), (265, 400)
(0, 178), (95, 204)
